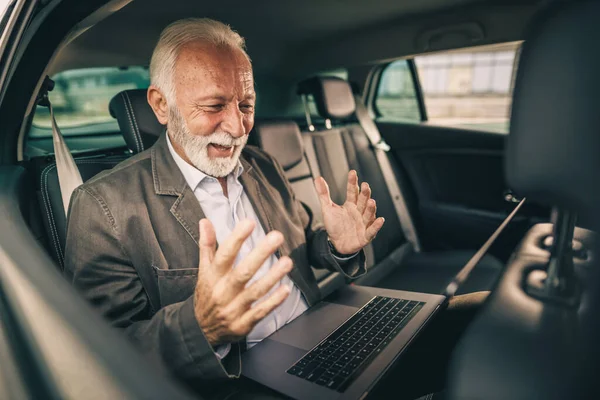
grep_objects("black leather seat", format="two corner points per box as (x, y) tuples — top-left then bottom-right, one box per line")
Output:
(40, 157), (128, 267)
(39, 89), (163, 268)
(108, 88), (165, 153)
(449, 2), (600, 398)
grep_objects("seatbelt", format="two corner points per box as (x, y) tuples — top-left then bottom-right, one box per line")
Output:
(39, 77), (83, 214)
(353, 95), (422, 252)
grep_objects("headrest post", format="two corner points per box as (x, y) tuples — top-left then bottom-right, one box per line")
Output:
(526, 207), (580, 306)
(301, 95), (315, 132)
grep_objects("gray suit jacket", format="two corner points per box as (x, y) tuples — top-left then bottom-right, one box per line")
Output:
(63, 133), (365, 386)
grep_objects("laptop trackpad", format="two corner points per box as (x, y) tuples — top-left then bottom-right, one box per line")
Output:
(268, 302), (357, 351)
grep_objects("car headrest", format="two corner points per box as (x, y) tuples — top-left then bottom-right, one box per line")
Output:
(506, 1), (600, 225)
(109, 89), (164, 154)
(297, 77), (356, 120)
(254, 121), (304, 170)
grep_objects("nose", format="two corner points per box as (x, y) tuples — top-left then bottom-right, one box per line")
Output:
(220, 104), (246, 138)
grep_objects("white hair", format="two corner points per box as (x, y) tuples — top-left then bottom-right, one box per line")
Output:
(149, 18), (250, 103)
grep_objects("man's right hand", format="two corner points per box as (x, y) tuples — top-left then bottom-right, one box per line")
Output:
(194, 218), (293, 347)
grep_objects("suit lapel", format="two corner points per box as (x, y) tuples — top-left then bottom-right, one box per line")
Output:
(239, 159), (311, 297)
(239, 163), (273, 236)
(151, 132), (205, 244)
(170, 186), (205, 244)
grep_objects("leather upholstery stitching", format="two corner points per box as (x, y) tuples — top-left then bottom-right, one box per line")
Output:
(121, 92), (141, 154)
(124, 91), (143, 153)
(123, 92), (141, 153)
(41, 164), (64, 266)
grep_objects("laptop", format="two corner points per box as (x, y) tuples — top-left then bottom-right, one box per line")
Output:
(241, 200), (524, 400)
(242, 284), (445, 399)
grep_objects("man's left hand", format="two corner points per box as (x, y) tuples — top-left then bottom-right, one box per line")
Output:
(315, 170), (385, 256)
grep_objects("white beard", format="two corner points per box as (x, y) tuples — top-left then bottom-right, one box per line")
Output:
(168, 106), (248, 178)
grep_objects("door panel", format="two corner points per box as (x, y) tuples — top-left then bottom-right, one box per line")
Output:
(378, 121), (550, 261)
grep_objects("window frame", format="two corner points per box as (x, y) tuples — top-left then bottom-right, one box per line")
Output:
(408, 59), (428, 122)
(371, 58), (427, 123)
(369, 42), (522, 134)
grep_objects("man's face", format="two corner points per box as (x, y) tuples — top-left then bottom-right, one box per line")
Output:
(168, 42), (255, 177)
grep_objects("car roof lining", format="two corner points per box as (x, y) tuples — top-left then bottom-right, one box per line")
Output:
(48, 0), (543, 77)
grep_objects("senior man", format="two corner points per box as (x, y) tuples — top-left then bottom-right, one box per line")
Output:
(65, 17), (486, 400)
(64, 17), (384, 396)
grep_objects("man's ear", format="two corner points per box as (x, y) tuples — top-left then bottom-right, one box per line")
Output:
(147, 85), (169, 125)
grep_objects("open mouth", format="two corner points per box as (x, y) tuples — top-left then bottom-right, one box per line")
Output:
(208, 143), (235, 157)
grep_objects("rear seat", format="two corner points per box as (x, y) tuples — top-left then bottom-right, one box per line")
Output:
(296, 76), (503, 294)
(38, 89), (346, 296)
(40, 85), (501, 295)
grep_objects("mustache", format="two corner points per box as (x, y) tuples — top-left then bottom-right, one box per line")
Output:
(205, 131), (247, 147)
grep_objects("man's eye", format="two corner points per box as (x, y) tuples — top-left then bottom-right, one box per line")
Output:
(240, 104), (255, 112)
(205, 104), (224, 111)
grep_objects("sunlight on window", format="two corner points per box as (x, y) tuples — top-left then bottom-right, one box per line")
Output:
(32, 66), (150, 130)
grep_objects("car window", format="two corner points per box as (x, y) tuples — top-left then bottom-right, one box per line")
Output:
(30, 66), (150, 137)
(375, 42), (521, 133)
(375, 60), (421, 122)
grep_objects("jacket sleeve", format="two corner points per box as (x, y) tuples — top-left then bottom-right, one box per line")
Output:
(269, 155), (366, 279)
(63, 187), (240, 383)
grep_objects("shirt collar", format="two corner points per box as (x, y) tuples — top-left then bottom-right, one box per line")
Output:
(166, 132), (244, 191)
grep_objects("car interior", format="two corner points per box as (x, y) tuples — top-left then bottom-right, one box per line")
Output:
(0, 0), (599, 398)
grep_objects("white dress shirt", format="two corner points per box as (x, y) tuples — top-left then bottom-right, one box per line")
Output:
(167, 135), (310, 358)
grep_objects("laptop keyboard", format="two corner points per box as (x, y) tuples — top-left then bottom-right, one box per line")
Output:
(286, 296), (424, 392)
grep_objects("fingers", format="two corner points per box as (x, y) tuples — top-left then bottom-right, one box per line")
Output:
(345, 170), (359, 205)
(314, 176), (333, 210)
(231, 257), (293, 309)
(212, 219), (256, 276)
(366, 217), (385, 242)
(227, 230), (284, 290)
(198, 219), (217, 268)
(362, 199), (377, 227)
(357, 182), (371, 214)
(237, 285), (291, 331)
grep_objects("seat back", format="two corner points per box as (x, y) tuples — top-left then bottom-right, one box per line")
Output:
(108, 88), (164, 154)
(450, 2), (600, 397)
(254, 120), (345, 296)
(297, 76), (421, 269)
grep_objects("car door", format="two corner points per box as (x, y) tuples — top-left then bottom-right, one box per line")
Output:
(365, 42), (549, 261)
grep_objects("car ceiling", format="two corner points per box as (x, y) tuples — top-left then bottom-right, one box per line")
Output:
(53, 0), (541, 77)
